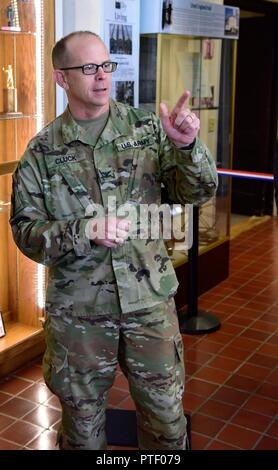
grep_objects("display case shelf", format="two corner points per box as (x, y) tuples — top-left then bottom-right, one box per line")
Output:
(0, 113), (39, 119)
(0, 30), (36, 36)
(191, 106), (219, 111)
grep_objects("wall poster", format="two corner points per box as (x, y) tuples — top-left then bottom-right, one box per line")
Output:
(103, 0), (140, 107)
(162, 1), (239, 39)
(140, 0), (239, 40)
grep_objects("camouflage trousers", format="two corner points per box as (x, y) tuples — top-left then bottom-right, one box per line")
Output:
(42, 298), (187, 450)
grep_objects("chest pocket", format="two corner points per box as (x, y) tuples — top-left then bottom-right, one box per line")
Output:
(46, 162), (94, 219)
(114, 135), (160, 204)
(94, 134), (160, 207)
(61, 165), (93, 209)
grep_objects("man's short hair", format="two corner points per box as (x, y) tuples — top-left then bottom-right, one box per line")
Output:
(52, 31), (102, 69)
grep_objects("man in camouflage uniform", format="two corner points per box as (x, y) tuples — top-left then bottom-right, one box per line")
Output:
(10, 31), (218, 450)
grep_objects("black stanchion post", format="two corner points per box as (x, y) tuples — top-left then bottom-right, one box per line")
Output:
(179, 205), (221, 334)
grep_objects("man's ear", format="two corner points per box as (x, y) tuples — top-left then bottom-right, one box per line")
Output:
(53, 70), (69, 90)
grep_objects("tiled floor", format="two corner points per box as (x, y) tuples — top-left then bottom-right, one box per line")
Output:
(0, 218), (278, 450)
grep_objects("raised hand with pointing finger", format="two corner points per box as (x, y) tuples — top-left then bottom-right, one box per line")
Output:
(160, 90), (200, 147)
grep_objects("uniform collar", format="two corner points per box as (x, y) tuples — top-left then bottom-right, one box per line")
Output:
(61, 99), (130, 146)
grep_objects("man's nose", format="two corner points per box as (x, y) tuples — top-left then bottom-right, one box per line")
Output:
(95, 66), (106, 78)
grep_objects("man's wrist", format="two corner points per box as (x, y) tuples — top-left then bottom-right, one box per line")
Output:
(176, 139), (196, 150)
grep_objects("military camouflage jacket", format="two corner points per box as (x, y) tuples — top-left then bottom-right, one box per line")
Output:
(10, 99), (218, 316)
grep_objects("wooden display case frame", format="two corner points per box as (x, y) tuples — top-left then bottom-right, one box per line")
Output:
(0, 0), (55, 377)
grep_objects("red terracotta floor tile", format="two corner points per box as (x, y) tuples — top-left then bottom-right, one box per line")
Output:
(266, 420), (278, 439)
(52, 420), (61, 432)
(18, 383), (53, 404)
(116, 396), (136, 410)
(0, 420), (42, 446)
(258, 343), (278, 358)
(247, 352), (277, 369)
(194, 366), (232, 385)
(239, 328), (271, 342)
(107, 388), (130, 407)
(0, 377), (32, 395)
(0, 392), (12, 406)
(265, 368), (278, 385)
(217, 423), (261, 449)
(185, 348), (214, 364)
(27, 429), (58, 450)
(207, 356), (241, 372)
(225, 314), (254, 327)
(265, 306), (278, 317)
(220, 345), (253, 361)
(205, 332), (234, 345)
(260, 313), (278, 325)
(0, 414), (16, 433)
(190, 432), (211, 450)
(211, 302), (240, 315)
(221, 323), (243, 336)
(231, 409), (272, 433)
(216, 297), (247, 309)
(244, 300), (272, 312)
(183, 335), (202, 348)
(191, 413), (226, 438)
(113, 373), (129, 390)
(45, 395), (61, 410)
(186, 361), (203, 376)
(256, 383), (278, 401)
(268, 334), (278, 346)
(0, 397), (37, 419)
(237, 363), (269, 381)
(255, 436), (278, 450)
(192, 339), (224, 355)
(211, 386), (249, 406)
(207, 439), (241, 450)
(252, 320), (278, 333)
(0, 438), (21, 450)
(198, 399), (238, 421)
(24, 404), (61, 429)
(243, 395), (278, 417)
(14, 365), (43, 382)
(228, 336), (261, 351)
(225, 374), (260, 393)
(182, 392), (206, 414)
(186, 378), (219, 398)
(253, 295), (276, 306)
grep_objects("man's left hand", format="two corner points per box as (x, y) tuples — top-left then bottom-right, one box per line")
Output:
(160, 90), (200, 147)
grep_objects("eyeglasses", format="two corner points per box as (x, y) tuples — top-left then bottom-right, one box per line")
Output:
(59, 61), (118, 75)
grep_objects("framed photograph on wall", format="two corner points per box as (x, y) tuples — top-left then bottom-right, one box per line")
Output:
(0, 312), (6, 338)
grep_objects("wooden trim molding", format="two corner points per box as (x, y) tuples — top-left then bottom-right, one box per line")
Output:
(43, 0), (56, 125)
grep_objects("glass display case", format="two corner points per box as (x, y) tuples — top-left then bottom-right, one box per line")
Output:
(139, 33), (236, 301)
(139, 33), (236, 304)
(0, 0), (55, 377)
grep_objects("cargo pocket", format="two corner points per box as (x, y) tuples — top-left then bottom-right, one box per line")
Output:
(42, 319), (71, 403)
(174, 334), (185, 400)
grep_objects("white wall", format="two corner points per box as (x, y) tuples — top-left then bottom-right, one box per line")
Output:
(61, 0), (102, 37)
(55, 0), (104, 114)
